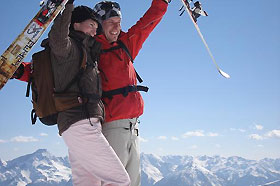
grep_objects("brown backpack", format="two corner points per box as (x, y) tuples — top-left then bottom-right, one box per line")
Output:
(27, 43), (87, 125)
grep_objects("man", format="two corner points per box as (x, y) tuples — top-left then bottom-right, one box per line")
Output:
(93, 0), (170, 185)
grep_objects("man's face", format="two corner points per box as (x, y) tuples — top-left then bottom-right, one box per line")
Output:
(74, 19), (98, 37)
(102, 16), (121, 43)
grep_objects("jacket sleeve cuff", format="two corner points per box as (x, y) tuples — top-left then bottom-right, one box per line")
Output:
(17, 62), (32, 82)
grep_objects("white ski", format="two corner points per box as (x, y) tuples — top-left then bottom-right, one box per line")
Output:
(180, 0), (230, 79)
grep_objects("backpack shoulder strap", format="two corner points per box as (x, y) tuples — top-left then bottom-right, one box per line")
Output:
(116, 40), (134, 63)
(26, 46), (52, 98)
(101, 45), (122, 53)
(101, 40), (143, 83)
(26, 40), (88, 97)
(117, 40), (143, 83)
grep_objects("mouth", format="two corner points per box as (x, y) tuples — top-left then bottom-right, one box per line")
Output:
(110, 31), (119, 36)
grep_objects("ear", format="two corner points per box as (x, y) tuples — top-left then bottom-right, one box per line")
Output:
(73, 22), (80, 31)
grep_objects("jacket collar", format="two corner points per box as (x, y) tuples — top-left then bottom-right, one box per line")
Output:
(69, 30), (89, 42)
(69, 30), (98, 48)
(96, 31), (125, 47)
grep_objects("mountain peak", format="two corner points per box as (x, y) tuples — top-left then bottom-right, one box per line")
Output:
(32, 149), (50, 157)
(0, 149), (71, 186)
(0, 158), (7, 167)
(34, 148), (48, 153)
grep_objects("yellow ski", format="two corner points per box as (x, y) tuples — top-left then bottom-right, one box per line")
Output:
(0, 0), (69, 90)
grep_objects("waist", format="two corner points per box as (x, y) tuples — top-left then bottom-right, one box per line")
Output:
(103, 92), (144, 122)
(102, 118), (138, 129)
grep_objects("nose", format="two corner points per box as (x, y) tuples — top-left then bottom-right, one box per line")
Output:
(112, 22), (121, 30)
(90, 29), (97, 37)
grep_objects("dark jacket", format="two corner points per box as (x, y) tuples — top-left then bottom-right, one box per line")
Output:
(48, 4), (104, 134)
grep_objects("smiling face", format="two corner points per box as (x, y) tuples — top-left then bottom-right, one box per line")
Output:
(74, 19), (98, 37)
(101, 16), (121, 43)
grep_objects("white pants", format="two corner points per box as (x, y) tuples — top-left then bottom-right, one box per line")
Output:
(62, 118), (131, 186)
(102, 118), (140, 186)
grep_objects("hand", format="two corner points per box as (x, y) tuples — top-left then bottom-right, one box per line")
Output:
(10, 64), (24, 79)
(66, 0), (74, 4)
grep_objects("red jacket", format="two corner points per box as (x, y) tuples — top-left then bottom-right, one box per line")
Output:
(95, 0), (168, 122)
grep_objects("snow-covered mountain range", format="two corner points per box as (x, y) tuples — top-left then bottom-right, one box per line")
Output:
(0, 149), (279, 186)
(0, 149), (72, 186)
(141, 154), (280, 186)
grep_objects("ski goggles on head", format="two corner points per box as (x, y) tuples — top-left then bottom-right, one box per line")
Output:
(101, 1), (120, 11)
(94, 1), (122, 22)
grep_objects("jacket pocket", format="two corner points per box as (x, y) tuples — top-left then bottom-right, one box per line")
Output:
(53, 92), (83, 112)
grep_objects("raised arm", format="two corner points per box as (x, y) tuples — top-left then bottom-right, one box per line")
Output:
(124, 0), (169, 59)
(48, 4), (74, 58)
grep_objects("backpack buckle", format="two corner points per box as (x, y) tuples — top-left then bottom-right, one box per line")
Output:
(122, 86), (129, 97)
(31, 109), (37, 125)
(78, 96), (83, 103)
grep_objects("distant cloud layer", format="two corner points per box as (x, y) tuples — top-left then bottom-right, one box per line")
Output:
(249, 129), (280, 140)
(249, 134), (264, 140)
(10, 136), (38, 143)
(139, 136), (148, 143)
(40, 133), (48, 137)
(158, 136), (167, 140)
(182, 130), (204, 138)
(171, 137), (179, 141)
(208, 132), (219, 137)
(230, 128), (246, 132)
(182, 130), (219, 138)
(255, 125), (264, 130)
(265, 130), (280, 139)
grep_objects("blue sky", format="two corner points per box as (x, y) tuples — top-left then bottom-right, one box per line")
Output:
(0, 0), (279, 161)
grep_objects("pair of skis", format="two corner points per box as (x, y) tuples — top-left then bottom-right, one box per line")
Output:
(0, 0), (69, 90)
(179, 0), (230, 79)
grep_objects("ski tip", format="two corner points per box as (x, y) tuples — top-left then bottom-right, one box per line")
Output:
(219, 69), (230, 79)
(40, 0), (46, 6)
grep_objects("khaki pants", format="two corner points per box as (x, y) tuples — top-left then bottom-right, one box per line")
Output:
(102, 118), (140, 186)
(62, 118), (130, 186)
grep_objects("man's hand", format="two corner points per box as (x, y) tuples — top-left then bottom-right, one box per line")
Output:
(66, 0), (74, 5)
(10, 64), (24, 79)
